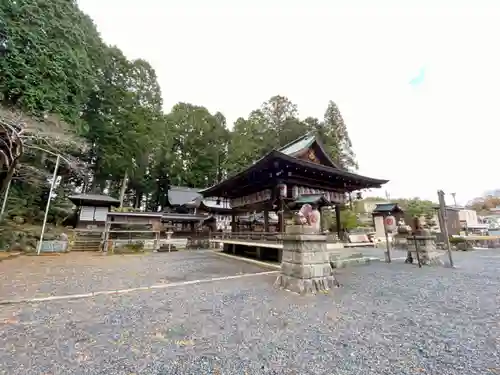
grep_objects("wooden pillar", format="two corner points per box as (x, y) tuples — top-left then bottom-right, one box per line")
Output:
(256, 246), (262, 259)
(264, 207), (270, 232)
(335, 204), (342, 241)
(231, 212), (236, 233)
(102, 220), (111, 253)
(154, 231), (160, 251)
(190, 222), (195, 232)
(278, 199), (284, 233)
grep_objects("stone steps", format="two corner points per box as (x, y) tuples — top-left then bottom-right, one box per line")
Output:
(329, 251), (380, 269)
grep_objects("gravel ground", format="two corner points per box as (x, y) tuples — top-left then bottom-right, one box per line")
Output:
(1, 250), (500, 374)
(0, 251), (267, 300)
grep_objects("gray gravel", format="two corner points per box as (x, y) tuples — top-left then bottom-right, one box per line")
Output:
(1, 250), (500, 374)
(0, 251), (267, 300)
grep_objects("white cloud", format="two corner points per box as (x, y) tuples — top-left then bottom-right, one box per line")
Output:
(78, 0), (500, 204)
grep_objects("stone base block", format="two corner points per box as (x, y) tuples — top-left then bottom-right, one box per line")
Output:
(280, 262), (331, 278)
(406, 250), (444, 266)
(274, 274), (338, 295)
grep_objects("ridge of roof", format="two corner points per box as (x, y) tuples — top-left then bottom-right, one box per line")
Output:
(277, 132), (341, 169)
(68, 193), (120, 203)
(278, 132), (316, 155)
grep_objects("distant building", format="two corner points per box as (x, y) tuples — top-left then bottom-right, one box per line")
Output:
(371, 203), (405, 239)
(433, 206), (485, 235)
(458, 209), (479, 228)
(166, 186), (232, 231)
(356, 201), (387, 214)
(489, 205), (500, 215)
(355, 200), (387, 225)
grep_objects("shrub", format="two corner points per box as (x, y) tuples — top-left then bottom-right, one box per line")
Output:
(449, 236), (465, 244)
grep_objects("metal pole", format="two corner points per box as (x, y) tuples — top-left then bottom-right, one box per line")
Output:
(0, 178), (11, 219)
(438, 190), (454, 268)
(383, 216), (392, 263)
(37, 154), (60, 255)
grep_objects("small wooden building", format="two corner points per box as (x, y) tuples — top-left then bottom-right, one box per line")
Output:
(104, 211), (164, 252)
(68, 193), (120, 229)
(372, 203), (405, 238)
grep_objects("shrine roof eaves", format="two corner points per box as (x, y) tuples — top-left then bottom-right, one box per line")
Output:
(373, 203), (404, 213)
(200, 150), (389, 197)
(68, 193), (120, 207)
(167, 186), (202, 206)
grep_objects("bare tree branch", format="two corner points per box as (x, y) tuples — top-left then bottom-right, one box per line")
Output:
(0, 105), (88, 192)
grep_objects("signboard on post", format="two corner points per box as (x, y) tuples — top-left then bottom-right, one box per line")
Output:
(384, 215), (397, 232)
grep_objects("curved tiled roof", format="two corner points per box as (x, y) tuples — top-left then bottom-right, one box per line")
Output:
(167, 186), (202, 206)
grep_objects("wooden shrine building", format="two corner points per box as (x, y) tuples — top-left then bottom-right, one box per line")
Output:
(200, 133), (389, 240)
(68, 193), (121, 229)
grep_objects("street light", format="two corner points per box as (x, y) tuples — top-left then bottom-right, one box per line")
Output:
(37, 154), (60, 255)
(34, 149), (77, 255)
(0, 146), (73, 255)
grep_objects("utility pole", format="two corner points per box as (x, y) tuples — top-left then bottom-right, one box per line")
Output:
(451, 192), (457, 207)
(437, 190), (454, 268)
(37, 154), (61, 255)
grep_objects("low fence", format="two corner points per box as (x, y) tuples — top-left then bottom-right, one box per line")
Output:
(36, 240), (69, 253)
(453, 235), (500, 249)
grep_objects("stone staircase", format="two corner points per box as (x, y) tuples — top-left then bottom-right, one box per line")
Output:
(70, 231), (102, 252)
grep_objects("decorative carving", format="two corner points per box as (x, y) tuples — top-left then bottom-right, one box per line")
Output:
(396, 218), (412, 235)
(308, 149), (318, 162)
(293, 204), (311, 225)
(292, 204), (321, 233)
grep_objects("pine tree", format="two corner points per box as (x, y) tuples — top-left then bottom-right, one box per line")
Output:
(322, 100), (358, 170)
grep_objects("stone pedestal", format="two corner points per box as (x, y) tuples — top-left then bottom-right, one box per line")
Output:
(274, 225), (337, 295)
(393, 234), (408, 249)
(406, 234), (443, 265)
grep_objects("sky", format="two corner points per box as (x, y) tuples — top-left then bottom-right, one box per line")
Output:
(77, 0), (500, 205)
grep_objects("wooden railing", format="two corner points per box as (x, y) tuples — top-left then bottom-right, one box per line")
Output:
(211, 231), (342, 243)
(210, 231), (282, 243)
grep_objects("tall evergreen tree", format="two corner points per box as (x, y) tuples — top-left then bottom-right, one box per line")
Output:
(261, 95), (307, 148)
(322, 100), (358, 170)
